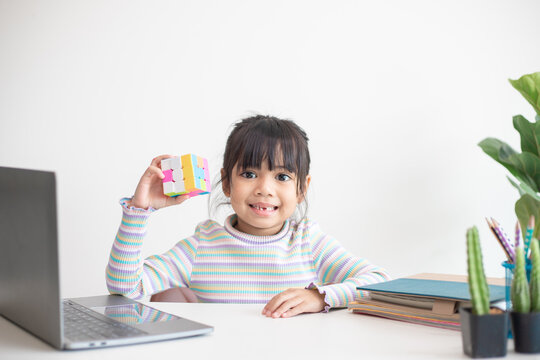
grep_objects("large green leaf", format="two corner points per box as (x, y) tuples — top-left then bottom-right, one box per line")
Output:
(508, 176), (540, 201)
(479, 137), (518, 173)
(505, 152), (540, 192)
(478, 138), (539, 191)
(509, 72), (540, 116)
(515, 194), (540, 240)
(513, 115), (540, 156)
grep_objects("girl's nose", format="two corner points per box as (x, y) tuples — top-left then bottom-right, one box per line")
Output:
(255, 175), (274, 196)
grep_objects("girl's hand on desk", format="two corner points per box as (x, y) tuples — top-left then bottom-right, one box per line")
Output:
(131, 155), (190, 210)
(262, 289), (326, 318)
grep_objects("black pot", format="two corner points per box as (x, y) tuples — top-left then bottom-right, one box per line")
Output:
(459, 307), (508, 358)
(510, 311), (540, 353)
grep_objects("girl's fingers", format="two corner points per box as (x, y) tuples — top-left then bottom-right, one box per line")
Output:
(132, 156), (176, 210)
(150, 154), (174, 167)
(147, 165), (165, 179)
(175, 194), (190, 204)
(166, 194), (190, 207)
(281, 304), (305, 318)
(263, 290), (294, 315)
(140, 165), (165, 183)
(270, 297), (303, 318)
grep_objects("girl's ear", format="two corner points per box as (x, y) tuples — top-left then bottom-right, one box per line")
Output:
(221, 168), (231, 197)
(297, 174), (311, 203)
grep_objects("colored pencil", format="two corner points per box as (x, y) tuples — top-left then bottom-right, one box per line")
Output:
(524, 215), (534, 258)
(515, 220), (521, 249)
(485, 218), (508, 260)
(486, 218), (513, 262)
(491, 218), (516, 262)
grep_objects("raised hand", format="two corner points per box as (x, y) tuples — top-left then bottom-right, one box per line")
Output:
(130, 155), (189, 210)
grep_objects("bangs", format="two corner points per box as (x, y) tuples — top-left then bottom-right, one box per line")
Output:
(235, 134), (299, 174)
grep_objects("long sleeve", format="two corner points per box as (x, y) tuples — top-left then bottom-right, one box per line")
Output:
(105, 198), (199, 299)
(307, 222), (391, 310)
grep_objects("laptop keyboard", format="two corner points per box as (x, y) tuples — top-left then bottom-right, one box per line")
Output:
(63, 300), (147, 342)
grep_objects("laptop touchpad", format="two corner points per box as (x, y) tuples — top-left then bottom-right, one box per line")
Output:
(92, 303), (180, 325)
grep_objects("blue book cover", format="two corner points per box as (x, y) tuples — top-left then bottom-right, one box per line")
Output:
(357, 278), (505, 302)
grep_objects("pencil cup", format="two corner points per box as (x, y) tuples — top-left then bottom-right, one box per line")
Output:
(502, 260), (532, 311)
(501, 260), (532, 339)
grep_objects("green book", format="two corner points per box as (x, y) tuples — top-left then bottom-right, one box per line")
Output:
(357, 278), (505, 302)
(350, 275), (506, 329)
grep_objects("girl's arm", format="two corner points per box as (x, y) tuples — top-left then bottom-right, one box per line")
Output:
(105, 198), (199, 299)
(106, 155), (193, 298)
(262, 221), (391, 318)
(308, 223), (391, 311)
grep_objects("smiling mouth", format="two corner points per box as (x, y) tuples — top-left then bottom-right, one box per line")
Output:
(249, 204), (278, 211)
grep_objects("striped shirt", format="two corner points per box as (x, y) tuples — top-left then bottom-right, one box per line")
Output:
(106, 198), (391, 311)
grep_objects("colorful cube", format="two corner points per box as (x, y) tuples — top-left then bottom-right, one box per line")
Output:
(161, 154), (211, 197)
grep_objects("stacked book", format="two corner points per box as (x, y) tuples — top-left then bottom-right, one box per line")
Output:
(348, 273), (506, 331)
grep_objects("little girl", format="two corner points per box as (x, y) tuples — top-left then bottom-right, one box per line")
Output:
(106, 115), (390, 318)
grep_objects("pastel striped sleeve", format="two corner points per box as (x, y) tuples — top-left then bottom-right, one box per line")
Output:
(105, 198), (199, 299)
(307, 223), (391, 311)
(139, 232), (199, 297)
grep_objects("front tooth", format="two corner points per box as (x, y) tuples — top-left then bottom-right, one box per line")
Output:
(254, 205), (274, 210)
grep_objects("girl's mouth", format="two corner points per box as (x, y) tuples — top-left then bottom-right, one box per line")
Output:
(249, 204), (278, 216)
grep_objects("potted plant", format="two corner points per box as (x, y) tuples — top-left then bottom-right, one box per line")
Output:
(478, 72), (540, 241)
(510, 237), (540, 353)
(460, 226), (508, 358)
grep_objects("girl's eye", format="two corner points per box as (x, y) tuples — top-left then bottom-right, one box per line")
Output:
(276, 173), (292, 181)
(241, 171), (256, 179)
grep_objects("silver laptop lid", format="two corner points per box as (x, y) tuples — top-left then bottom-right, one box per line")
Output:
(0, 166), (63, 349)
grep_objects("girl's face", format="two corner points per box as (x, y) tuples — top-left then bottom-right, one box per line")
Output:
(222, 161), (310, 236)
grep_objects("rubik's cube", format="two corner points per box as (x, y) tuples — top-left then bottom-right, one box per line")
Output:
(161, 154), (211, 197)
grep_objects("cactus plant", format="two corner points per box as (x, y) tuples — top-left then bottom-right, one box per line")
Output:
(511, 235), (531, 313)
(511, 237), (540, 354)
(466, 226), (490, 315)
(531, 238), (540, 312)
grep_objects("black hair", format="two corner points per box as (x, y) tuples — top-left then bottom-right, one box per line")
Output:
(220, 115), (310, 197)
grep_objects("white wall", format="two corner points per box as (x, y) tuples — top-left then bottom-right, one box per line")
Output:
(1, 0), (539, 298)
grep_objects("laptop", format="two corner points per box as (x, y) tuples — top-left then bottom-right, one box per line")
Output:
(0, 166), (213, 350)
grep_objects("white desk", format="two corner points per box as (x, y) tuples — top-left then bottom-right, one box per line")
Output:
(0, 302), (528, 360)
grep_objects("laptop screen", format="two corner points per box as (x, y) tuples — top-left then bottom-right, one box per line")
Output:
(0, 167), (63, 349)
